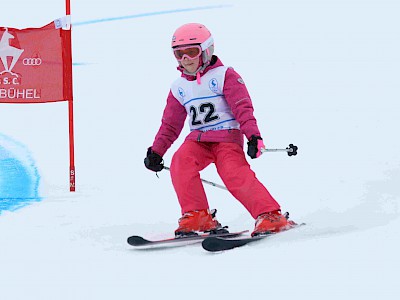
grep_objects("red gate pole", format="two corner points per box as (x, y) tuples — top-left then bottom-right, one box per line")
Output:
(66, 0), (71, 14)
(66, 0), (75, 191)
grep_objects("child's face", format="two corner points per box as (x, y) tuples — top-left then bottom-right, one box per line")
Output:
(180, 56), (200, 74)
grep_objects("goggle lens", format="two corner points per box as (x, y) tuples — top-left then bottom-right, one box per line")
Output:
(173, 45), (202, 61)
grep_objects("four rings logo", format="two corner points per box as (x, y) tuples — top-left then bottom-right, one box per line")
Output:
(23, 57), (42, 66)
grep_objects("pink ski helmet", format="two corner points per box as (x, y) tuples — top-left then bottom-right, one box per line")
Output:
(171, 23), (214, 65)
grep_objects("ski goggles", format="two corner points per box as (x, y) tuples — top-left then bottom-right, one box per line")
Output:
(173, 45), (202, 61)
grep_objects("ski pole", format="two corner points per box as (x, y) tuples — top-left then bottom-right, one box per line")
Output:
(163, 166), (228, 191)
(163, 144), (298, 191)
(261, 144), (298, 156)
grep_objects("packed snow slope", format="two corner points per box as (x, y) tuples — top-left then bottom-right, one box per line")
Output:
(1, 1), (399, 299)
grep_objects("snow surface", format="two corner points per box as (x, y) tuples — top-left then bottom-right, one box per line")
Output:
(1, 0), (400, 299)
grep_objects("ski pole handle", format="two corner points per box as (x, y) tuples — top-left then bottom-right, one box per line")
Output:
(163, 166), (228, 191)
(261, 144), (298, 156)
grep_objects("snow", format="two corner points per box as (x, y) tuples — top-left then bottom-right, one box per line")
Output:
(1, 0), (400, 299)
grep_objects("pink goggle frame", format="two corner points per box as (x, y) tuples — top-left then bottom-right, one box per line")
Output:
(173, 45), (202, 61)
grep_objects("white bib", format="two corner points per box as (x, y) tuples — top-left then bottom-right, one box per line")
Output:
(171, 66), (240, 132)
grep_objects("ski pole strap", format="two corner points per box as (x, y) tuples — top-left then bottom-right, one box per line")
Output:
(163, 166), (228, 191)
(261, 144), (298, 156)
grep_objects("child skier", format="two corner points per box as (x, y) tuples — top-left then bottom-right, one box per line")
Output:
(144, 23), (295, 237)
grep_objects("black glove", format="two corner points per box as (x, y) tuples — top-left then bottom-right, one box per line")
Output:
(144, 147), (164, 172)
(247, 135), (264, 159)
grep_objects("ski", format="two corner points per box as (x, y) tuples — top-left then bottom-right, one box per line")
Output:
(202, 223), (305, 252)
(202, 234), (268, 252)
(127, 230), (248, 249)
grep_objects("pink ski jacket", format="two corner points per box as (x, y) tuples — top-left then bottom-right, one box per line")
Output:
(152, 56), (261, 157)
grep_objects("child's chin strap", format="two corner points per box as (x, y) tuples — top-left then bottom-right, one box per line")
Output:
(196, 72), (201, 84)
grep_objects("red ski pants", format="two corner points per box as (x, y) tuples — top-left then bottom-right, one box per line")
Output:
(170, 141), (280, 219)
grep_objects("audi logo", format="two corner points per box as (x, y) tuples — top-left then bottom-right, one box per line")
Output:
(22, 58), (42, 66)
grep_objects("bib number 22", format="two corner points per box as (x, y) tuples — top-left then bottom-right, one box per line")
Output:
(190, 103), (219, 126)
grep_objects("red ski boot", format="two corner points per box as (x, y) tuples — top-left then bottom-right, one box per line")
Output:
(251, 210), (297, 237)
(175, 209), (225, 237)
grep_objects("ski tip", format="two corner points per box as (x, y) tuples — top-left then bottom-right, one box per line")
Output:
(202, 237), (225, 252)
(127, 235), (151, 246)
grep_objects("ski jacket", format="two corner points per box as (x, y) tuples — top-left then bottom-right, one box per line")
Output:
(152, 56), (261, 157)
